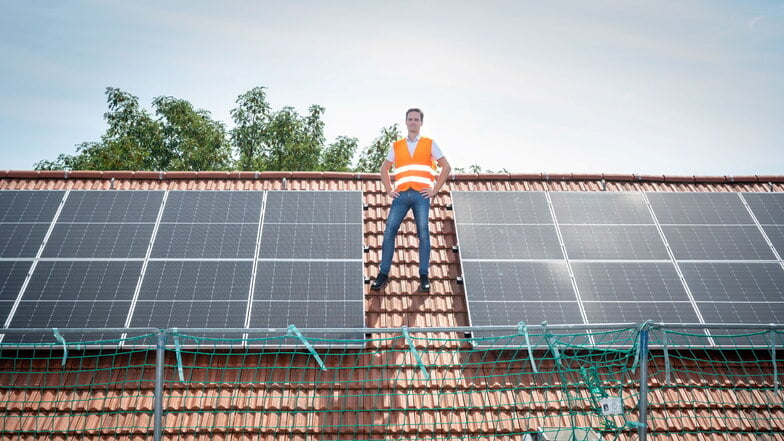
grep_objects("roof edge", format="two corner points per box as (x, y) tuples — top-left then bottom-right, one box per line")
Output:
(2, 170), (783, 184)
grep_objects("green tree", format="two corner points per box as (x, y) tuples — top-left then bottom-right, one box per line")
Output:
(153, 96), (231, 171)
(34, 87), (231, 171)
(320, 136), (358, 172)
(229, 87), (271, 170)
(354, 124), (400, 173)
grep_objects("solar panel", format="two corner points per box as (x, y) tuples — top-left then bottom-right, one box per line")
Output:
(263, 191), (362, 224)
(0, 261), (32, 302)
(22, 261), (143, 302)
(743, 193), (784, 224)
(162, 191), (262, 223)
(581, 302), (700, 325)
(43, 223), (154, 258)
(662, 225), (776, 260)
(550, 191), (653, 224)
(2, 189), (365, 346)
(461, 261), (576, 302)
(255, 261), (362, 302)
(0, 223), (49, 258)
(58, 191), (163, 223)
(679, 262), (784, 302)
(571, 262), (687, 302)
(138, 261), (253, 302)
(456, 224), (562, 260)
(560, 225), (669, 260)
(0, 190), (64, 222)
(259, 224), (363, 259)
(761, 225), (784, 256)
(453, 190), (784, 343)
(451, 191), (552, 224)
(151, 223), (258, 258)
(647, 192), (753, 224)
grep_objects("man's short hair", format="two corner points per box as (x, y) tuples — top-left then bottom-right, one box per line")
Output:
(406, 108), (424, 121)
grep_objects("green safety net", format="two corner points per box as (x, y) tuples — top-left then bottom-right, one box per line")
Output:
(1, 326), (782, 440)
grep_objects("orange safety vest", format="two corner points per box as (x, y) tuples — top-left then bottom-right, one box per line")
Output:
(392, 137), (438, 191)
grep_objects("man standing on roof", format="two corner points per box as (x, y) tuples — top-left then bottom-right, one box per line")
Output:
(371, 108), (451, 292)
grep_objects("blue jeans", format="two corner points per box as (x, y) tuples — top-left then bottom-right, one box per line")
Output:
(380, 189), (431, 276)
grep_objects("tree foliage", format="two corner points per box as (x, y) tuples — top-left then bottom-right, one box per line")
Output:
(354, 124), (400, 173)
(35, 86), (415, 173)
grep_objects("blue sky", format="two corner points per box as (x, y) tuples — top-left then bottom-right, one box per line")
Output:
(1, 0), (782, 174)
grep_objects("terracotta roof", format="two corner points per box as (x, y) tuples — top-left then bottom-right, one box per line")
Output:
(1, 171), (783, 440)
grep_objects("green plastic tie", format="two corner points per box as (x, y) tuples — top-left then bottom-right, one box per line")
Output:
(518, 321), (538, 373)
(402, 326), (430, 380)
(52, 328), (67, 366)
(542, 321), (562, 368)
(287, 325), (326, 371)
(172, 328), (185, 382)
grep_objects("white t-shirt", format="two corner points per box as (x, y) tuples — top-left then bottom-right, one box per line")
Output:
(386, 135), (444, 163)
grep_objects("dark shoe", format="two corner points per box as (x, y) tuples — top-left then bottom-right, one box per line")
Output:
(371, 273), (389, 290)
(419, 274), (430, 292)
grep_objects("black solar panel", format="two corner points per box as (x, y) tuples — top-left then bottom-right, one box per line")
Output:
(452, 191), (552, 224)
(4, 301), (133, 343)
(130, 300), (248, 329)
(461, 261), (576, 302)
(647, 192), (753, 224)
(138, 261), (253, 302)
(43, 223), (154, 258)
(162, 191), (262, 223)
(58, 191), (163, 223)
(560, 225), (669, 260)
(0, 261), (32, 302)
(453, 190), (784, 341)
(571, 262), (687, 302)
(551, 191), (653, 224)
(151, 223), (258, 258)
(468, 301), (583, 327)
(662, 225), (776, 260)
(22, 261), (142, 302)
(0, 190), (64, 222)
(264, 191), (362, 224)
(255, 260), (362, 302)
(1, 189), (365, 345)
(456, 224), (562, 260)
(744, 193), (784, 224)
(679, 262), (784, 302)
(697, 302), (784, 325)
(761, 225), (784, 257)
(259, 224), (362, 259)
(582, 302), (699, 325)
(0, 223), (49, 258)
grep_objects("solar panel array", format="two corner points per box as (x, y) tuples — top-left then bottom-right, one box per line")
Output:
(452, 191), (784, 344)
(0, 190), (364, 344)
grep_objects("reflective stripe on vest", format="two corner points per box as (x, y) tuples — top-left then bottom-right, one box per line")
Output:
(393, 137), (437, 191)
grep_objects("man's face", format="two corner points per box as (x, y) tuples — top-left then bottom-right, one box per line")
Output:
(406, 112), (423, 132)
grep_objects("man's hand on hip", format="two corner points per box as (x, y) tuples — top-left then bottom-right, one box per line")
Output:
(387, 190), (400, 199)
(420, 188), (437, 199)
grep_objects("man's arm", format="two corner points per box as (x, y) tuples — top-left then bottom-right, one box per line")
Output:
(421, 156), (451, 199)
(380, 160), (399, 198)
